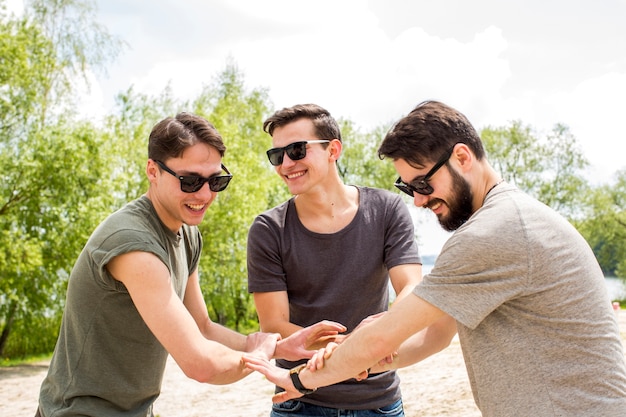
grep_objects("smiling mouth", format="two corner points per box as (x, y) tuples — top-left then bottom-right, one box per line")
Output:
(285, 171), (305, 180)
(186, 203), (206, 212)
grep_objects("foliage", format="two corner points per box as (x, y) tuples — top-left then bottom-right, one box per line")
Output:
(0, 0), (121, 356)
(191, 63), (288, 330)
(576, 170), (626, 278)
(338, 120), (398, 190)
(1, 0), (625, 360)
(481, 121), (589, 220)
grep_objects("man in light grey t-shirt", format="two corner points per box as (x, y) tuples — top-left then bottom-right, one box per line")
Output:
(244, 100), (626, 417)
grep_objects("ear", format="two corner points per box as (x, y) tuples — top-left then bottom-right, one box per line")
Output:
(146, 159), (159, 182)
(328, 139), (342, 162)
(451, 143), (473, 173)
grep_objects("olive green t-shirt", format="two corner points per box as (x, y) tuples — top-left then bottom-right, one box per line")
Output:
(39, 196), (202, 417)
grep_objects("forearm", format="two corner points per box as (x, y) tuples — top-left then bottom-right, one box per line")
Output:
(370, 315), (456, 372)
(201, 319), (249, 351)
(174, 339), (252, 385)
(298, 295), (445, 389)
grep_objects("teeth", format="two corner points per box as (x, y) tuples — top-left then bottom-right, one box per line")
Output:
(187, 204), (205, 211)
(286, 171), (305, 179)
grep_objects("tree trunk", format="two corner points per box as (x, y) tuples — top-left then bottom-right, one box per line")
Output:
(0, 301), (18, 356)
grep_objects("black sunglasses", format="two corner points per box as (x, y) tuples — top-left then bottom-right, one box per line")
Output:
(155, 160), (233, 193)
(266, 140), (330, 166)
(394, 145), (455, 197)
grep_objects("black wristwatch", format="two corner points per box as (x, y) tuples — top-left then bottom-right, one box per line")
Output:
(289, 364), (317, 395)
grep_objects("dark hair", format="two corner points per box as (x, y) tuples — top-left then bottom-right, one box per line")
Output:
(263, 103), (342, 142)
(378, 100), (485, 167)
(148, 112), (226, 162)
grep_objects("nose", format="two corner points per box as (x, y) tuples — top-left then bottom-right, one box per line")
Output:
(280, 152), (297, 168)
(195, 182), (216, 201)
(412, 192), (429, 207)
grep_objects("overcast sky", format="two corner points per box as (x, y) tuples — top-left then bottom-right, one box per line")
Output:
(7, 0), (626, 251)
(87, 0), (625, 184)
(8, 0), (626, 184)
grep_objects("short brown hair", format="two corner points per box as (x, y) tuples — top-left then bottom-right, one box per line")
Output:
(263, 103), (342, 142)
(148, 112), (226, 162)
(378, 100), (485, 167)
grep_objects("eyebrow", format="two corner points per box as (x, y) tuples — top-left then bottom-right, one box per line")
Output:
(175, 166), (223, 177)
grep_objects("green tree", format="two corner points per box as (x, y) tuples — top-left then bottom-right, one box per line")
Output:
(0, 0), (120, 356)
(577, 170), (626, 280)
(481, 121), (589, 219)
(191, 63), (287, 331)
(339, 121), (398, 190)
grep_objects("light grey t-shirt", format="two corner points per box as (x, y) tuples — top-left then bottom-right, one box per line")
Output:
(415, 183), (626, 416)
(39, 196), (202, 417)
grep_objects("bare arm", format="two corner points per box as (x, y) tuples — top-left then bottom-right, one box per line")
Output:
(254, 291), (341, 350)
(254, 291), (302, 337)
(244, 293), (447, 402)
(388, 263), (423, 305)
(369, 313), (457, 372)
(108, 251), (277, 385)
(184, 268), (249, 351)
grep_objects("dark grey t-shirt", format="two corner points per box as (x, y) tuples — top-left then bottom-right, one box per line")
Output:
(39, 196), (202, 417)
(247, 186), (421, 410)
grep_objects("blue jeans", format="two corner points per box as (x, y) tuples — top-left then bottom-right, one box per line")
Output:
(270, 398), (404, 416)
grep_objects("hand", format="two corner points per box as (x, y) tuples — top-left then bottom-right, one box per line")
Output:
(353, 312), (386, 333)
(245, 332), (282, 361)
(367, 351), (398, 374)
(243, 355), (304, 403)
(306, 341), (339, 371)
(307, 342), (369, 381)
(274, 320), (346, 361)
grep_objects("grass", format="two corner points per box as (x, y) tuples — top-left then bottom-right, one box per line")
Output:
(0, 353), (51, 367)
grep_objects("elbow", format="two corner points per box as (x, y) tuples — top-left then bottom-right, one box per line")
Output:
(176, 355), (223, 384)
(179, 362), (214, 383)
(435, 318), (458, 352)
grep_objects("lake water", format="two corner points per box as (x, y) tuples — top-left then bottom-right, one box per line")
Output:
(606, 277), (626, 301)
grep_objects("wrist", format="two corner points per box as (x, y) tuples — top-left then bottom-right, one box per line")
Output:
(272, 337), (282, 359)
(289, 364), (317, 395)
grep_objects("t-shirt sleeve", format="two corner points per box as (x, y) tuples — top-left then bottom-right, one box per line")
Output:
(89, 228), (170, 291)
(382, 192), (421, 269)
(414, 202), (530, 329)
(247, 213), (287, 293)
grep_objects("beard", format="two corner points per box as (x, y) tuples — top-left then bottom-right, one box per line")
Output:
(435, 167), (474, 232)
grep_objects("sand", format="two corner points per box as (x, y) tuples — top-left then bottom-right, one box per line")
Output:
(2, 311), (624, 417)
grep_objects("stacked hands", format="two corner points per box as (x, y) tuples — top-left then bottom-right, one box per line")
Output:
(244, 312), (396, 403)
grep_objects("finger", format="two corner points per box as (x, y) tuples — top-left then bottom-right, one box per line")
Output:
(317, 320), (347, 332)
(323, 342), (339, 358)
(355, 370), (369, 381)
(272, 390), (303, 403)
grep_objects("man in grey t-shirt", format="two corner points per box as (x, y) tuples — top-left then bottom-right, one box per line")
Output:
(245, 101), (626, 417)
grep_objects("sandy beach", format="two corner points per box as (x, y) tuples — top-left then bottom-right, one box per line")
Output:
(2, 311), (625, 417)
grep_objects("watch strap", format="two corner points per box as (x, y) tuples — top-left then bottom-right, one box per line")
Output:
(289, 364), (317, 394)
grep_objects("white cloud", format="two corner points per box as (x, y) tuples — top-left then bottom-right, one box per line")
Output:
(83, 0), (626, 184)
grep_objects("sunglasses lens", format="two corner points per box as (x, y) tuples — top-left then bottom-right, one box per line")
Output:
(394, 183), (414, 197)
(285, 142), (307, 161)
(179, 176), (204, 193)
(267, 149), (283, 166)
(209, 175), (232, 192)
(416, 184), (433, 195)
(394, 179), (433, 197)
(266, 142), (309, 166)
